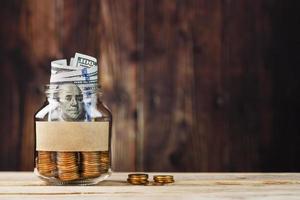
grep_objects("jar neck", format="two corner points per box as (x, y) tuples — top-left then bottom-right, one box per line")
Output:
(45, 84), (102, 101)
(43, 84), (103, 121)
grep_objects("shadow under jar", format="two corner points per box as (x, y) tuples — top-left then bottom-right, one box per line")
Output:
(34, 84), (112, 185)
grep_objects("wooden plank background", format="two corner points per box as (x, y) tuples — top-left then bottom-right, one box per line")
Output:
(0, 0), (299, 172)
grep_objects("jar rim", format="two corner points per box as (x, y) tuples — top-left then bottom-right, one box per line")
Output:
(44, 84), (102, 99)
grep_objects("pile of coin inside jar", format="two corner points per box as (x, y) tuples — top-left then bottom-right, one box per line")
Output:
(127, 174), (175, 186)
(36, 151), (110, 181)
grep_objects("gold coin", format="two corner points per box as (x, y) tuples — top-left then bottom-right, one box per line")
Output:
(153, 175), (174, 184)
(56, 152), (79, 181)
(127, 179), (149, 185)
(82, 172), (101, 178)
(58, 172), (79, 181)
(38, 165), (56, 171)
(128, 177), (148, 181)
(36, 151), (56, 177)
(81, 151), (102, 178)
(128, 173), (148, 179)
(127, 173), (149, 185)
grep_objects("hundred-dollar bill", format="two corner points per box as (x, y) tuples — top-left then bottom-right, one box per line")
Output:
(50, 53), (98, 85)
(51, 67), (98, 80)
(47, 53), (99, 121)
(72, 53), (97, 68)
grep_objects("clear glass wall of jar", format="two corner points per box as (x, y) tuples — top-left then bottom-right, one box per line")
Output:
(34, 84), (112, 185)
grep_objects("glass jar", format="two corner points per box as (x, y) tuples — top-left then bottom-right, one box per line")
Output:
(34, 84), (112, 185)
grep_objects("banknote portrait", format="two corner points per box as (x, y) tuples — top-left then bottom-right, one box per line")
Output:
(58, 84), (85, 121)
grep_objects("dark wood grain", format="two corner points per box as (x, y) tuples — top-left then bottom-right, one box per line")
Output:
(263, 1), (300, 171)
(17, 0), (63, 171)
(140, 0), (230, 171)
(0, 0), (299, 172)
(99, 0), (138, 171)
(140, 0), (299, 172)
(217, 0), (271, 171)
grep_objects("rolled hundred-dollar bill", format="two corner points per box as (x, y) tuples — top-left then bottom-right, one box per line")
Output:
(50, 53), (98, 85)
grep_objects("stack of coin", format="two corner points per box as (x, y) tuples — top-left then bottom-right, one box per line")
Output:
(153, 175), (174, 184)
(127, 174), (149, 185)
(56, 152), (79, 181)
(37, 151), (56, 177)
(99, 151), (110, 173)
(81, 152), (101, 178)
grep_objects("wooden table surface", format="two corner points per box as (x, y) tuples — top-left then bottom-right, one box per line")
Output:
(0, 172), (299, 199)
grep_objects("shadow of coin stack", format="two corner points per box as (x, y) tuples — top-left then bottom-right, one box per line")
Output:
(37, 151), (56, 177)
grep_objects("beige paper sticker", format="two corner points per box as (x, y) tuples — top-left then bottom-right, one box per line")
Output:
(36, 121), (109, 151)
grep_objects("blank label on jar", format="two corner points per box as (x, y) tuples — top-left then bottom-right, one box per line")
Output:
(36, 122), (109, 151)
